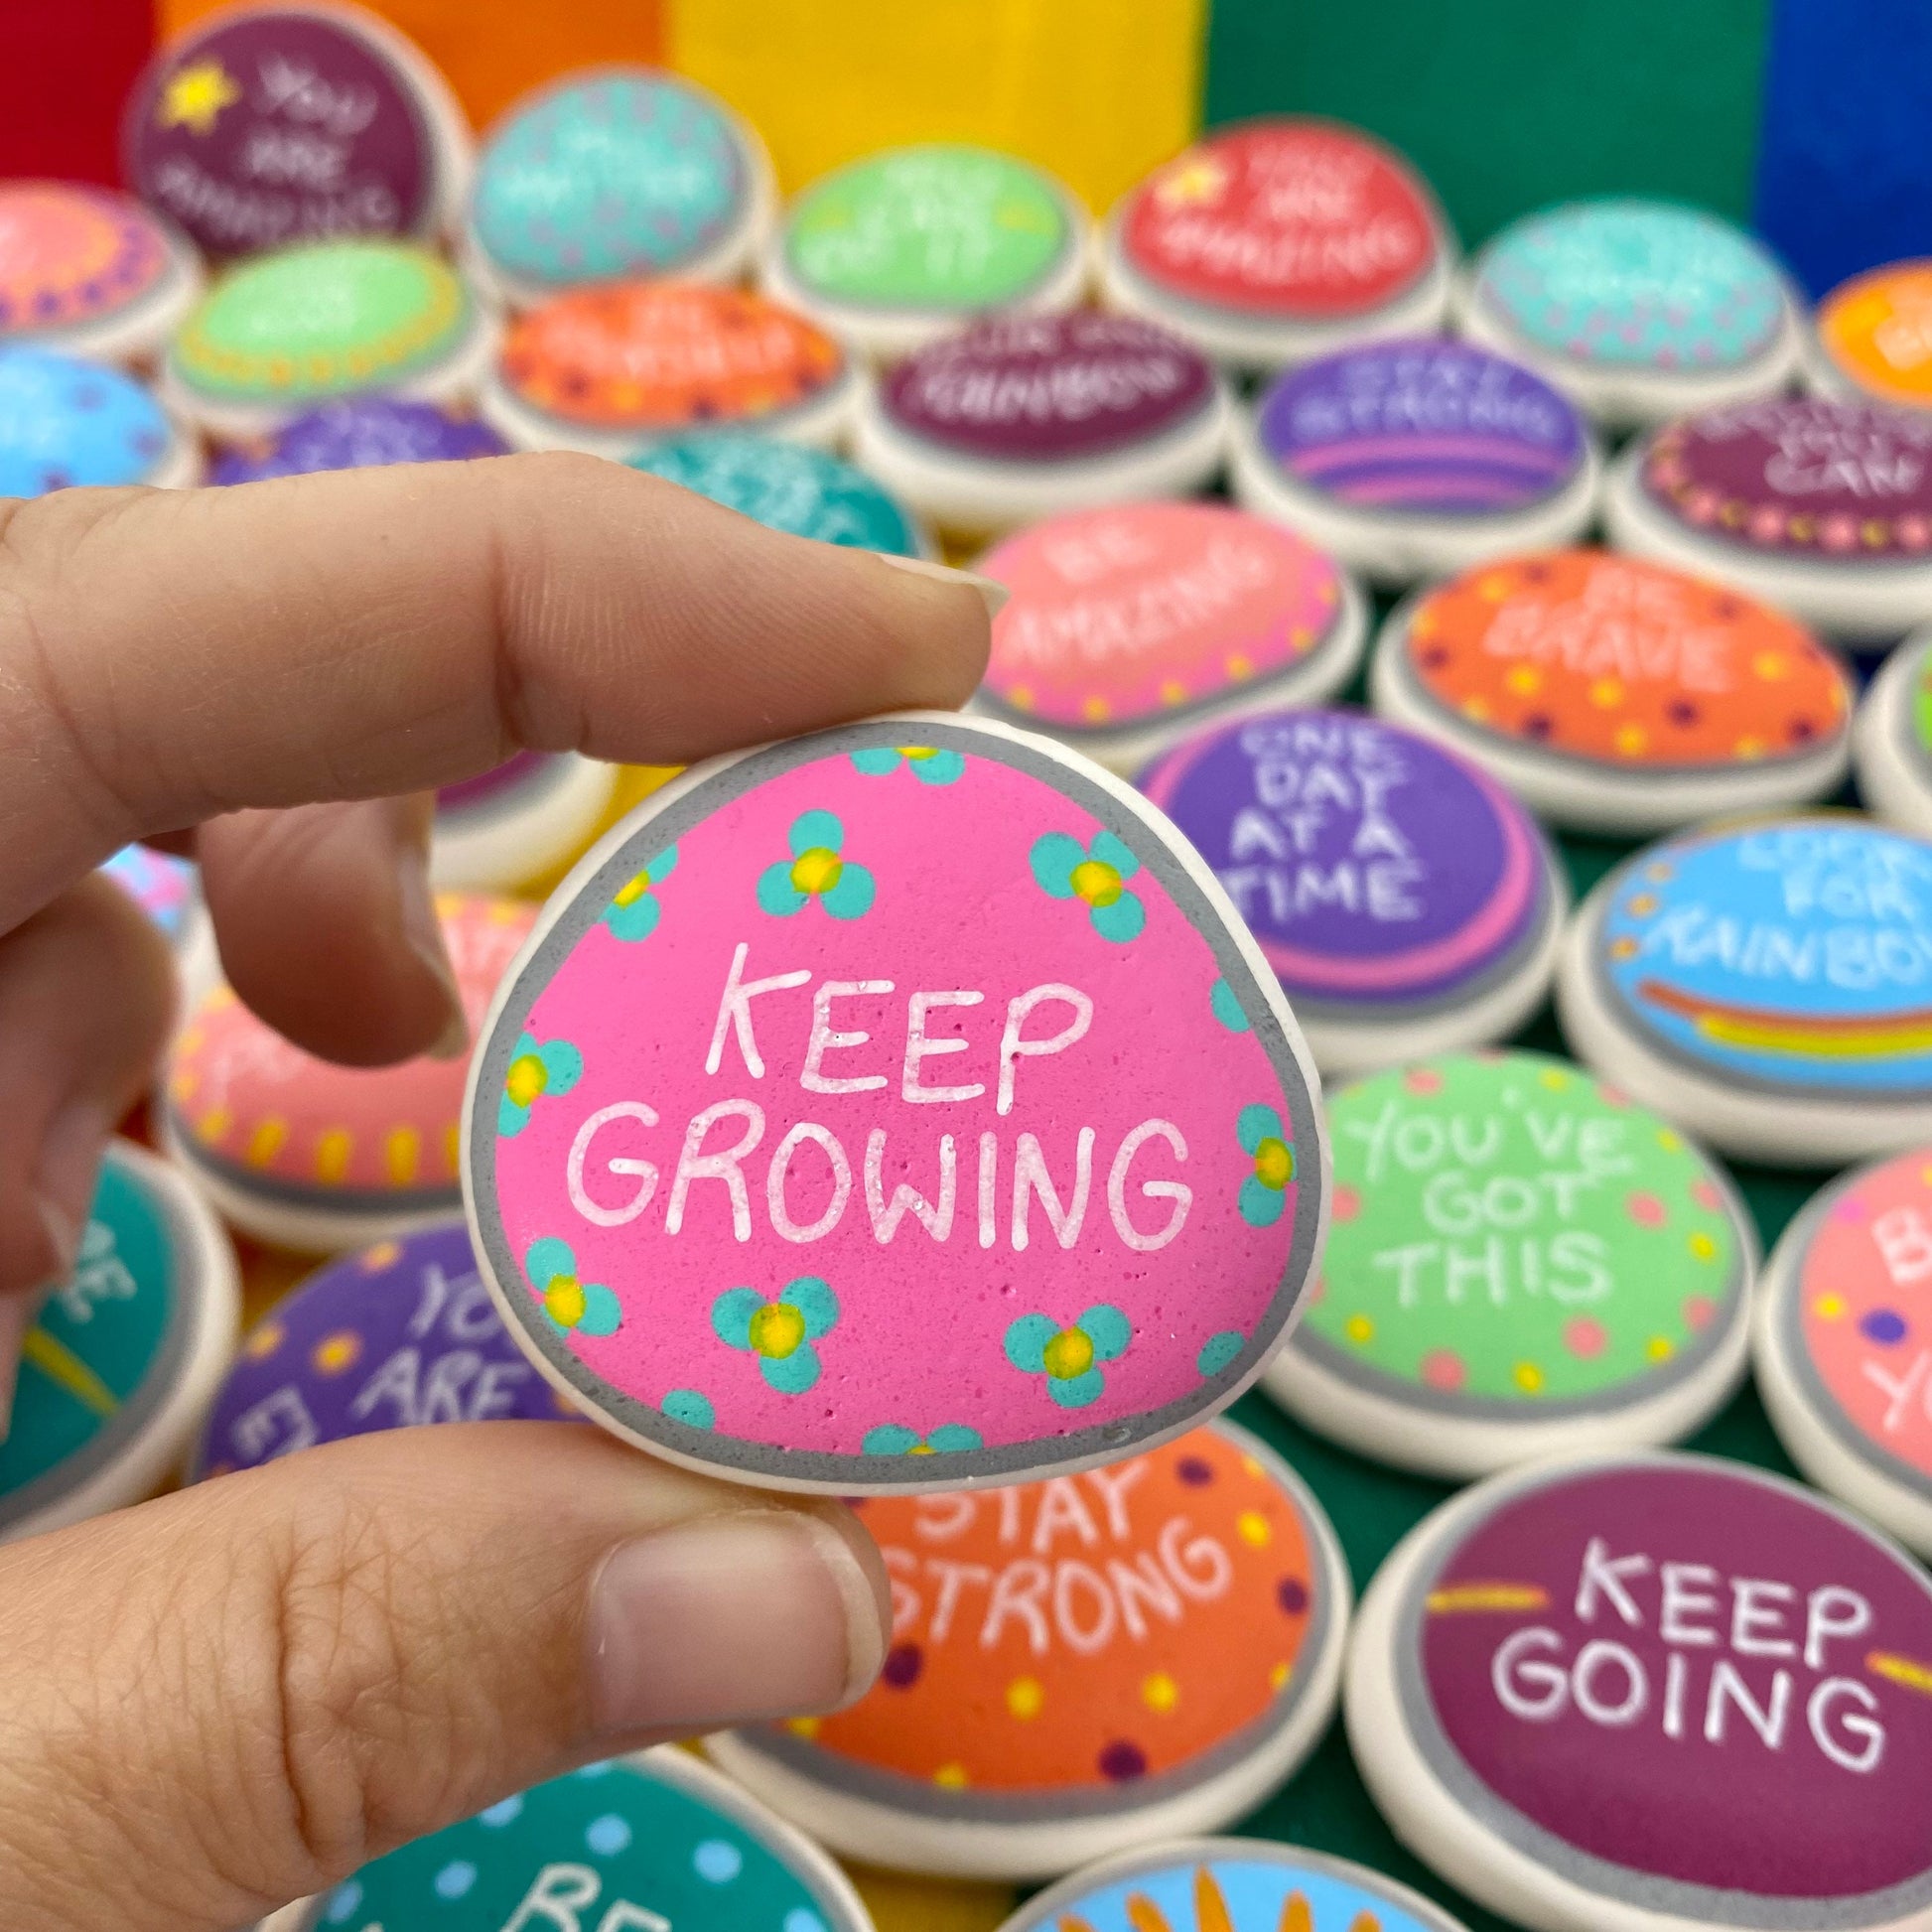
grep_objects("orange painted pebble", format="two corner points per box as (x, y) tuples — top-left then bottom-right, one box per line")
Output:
(707, 1419), (1347, 1881)
(1372, 549), (1853, 833)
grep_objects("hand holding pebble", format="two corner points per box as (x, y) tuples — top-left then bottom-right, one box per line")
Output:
(0, 452), (994, 1931)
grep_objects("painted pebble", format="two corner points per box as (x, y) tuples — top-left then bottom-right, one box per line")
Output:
(0, 180), (201, 364)
(1608, 396), (1932, 644)
(1811, 260), (1932, 413)
(260, 1747), (873, 1932)
(1856, 627), (1932, 840)
(1268, 1050), (1753, 1476)
(1233, 338), (1599, 587)
(976, 504), (1366, 776)
(1099, 117), (1453, 373)
(0, 1141), (237, 1544)
(1455, 199), (1801, 430)
(628, 433), (925, 555)
(208, 394), (507, 481)
(709, 1419), (1348, 1880)
(0, 344), (198, 492)
(431, 753), (621, 896)
(1347, 1452), (1932, 1932)
(998, 1841), (1473, 1932)
(122, 2), (470, 260)
(1371, 549), (1854, 834)
(166, 893), (537, 1252)
(483, 282), (855, 457)
(1558, 815), (1932, 1167)
(194, 1219), (575, 1476)
(852, 311), (1231, 536)
(1754, 1147), (1932, 1558)
(163, 239), (493, 441)
(1138, 711), (1564, 1073)
(467, 67), (773, 307)
(461, 710), (1328, 1495)
(764, 143), (1090, 364)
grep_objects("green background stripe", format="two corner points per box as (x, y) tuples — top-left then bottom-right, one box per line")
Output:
(1201, 0), (1771, 248)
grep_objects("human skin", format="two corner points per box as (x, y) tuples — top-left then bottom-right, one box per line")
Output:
(0, 455), (993, 1929)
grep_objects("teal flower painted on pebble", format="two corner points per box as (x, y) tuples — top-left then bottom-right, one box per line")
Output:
(1197, 1330), (1245, 1376)
(498, 1031), (584, 1137)
(851, 744), (965, 785)
(713, 1276), (840, 1393)
(662, 1388), (715, 1431)
(1030, 829), (1145, 942)
(524, 1237), (621, 1336)
(757, 811), (876, 919)
(1210, 978), (1251, 1033)
(1004, 1305), (1132, 1409)
(601, 843), (678, 941)
(862, 1422), (984, 1455)
(1238, 1103), (1295, 1228)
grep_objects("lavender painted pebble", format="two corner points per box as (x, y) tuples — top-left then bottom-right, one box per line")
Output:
(1138, 709), (1565, 1073)
(853, 311), (1231, 535)
(193, 1220), (574, 1477)
(1347, 1452), (1932, 1932)
(1234, 339), (1598, 586)
(209, 396), (507, 482)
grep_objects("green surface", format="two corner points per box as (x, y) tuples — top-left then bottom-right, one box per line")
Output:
(1202, 1), (1770, 250)
(1220, 823), (1825, 1932)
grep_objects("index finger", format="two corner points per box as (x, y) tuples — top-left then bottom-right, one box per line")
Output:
(0, 453), (992, 929)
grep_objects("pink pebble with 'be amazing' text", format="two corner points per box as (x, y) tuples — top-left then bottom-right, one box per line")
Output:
(461, 712), (1328, 1493)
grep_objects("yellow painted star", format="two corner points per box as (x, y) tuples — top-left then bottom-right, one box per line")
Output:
(158, 60), (241, 136)
(1155, 156), (1229, 208)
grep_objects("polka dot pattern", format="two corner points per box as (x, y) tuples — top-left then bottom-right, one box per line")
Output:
(1400, 551), (1849, 773)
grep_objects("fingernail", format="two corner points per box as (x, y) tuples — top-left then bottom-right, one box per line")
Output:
(587, 1512), (884, 1737)
(0, 1293), (33, 1440)
(875, 551), (1010, 619)
(34, 1101), (107, 1275)
(394, 835), (468, 1061)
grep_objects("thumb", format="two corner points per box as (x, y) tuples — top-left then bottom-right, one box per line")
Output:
(0, 1423), (888, 1932)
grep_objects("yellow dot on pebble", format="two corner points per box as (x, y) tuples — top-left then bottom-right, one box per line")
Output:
(314, 1331), (360, 1375)
(1237, 1510), (1273, 1548)
(1815, 1293), (1847, 1320)
(1733, 735), (1768, 759)
(786, 1716), (821, 1739)
(1459, 696), (1491, 722)
(1142, 1671), (1180, 1714)
(1160, 678), (1187, 706)
(1081, 695), (1111, 722)
(933, 1763), (970, 1789)
(1476, 573), (1512, 602)
(244, 1322), (284, 1360)
(1625, 894), (1659, 917)
(1270, 1661), (1294, 1692)
(360, 1241), (401, 1271)
(1505, 664), (1543, 695)
(1647, 1335), (1675, 1362)
(1006, 1677), (1043, 1720)
(1688, 1230), (1717, 1261)
(1921, 1164), (1932, 1190)
(1009, 684), (1035, 711)
(1609, 936), (1639, 961)
(1513, 1361), (1545, 1393)
(1752, 651), (1791, 681)
(1343, 1312), (1375, 1345)
(1226, 651), (1254, 680)
(1614, 723), (1649, 757)
(1240, 1454), (1264, 1479)
(1588, 677), (1624, 708)
(1645, 862), (1674, 883)
(1539, 1067), (1568, 1090)
(1657, 1130), (1682, 1153)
